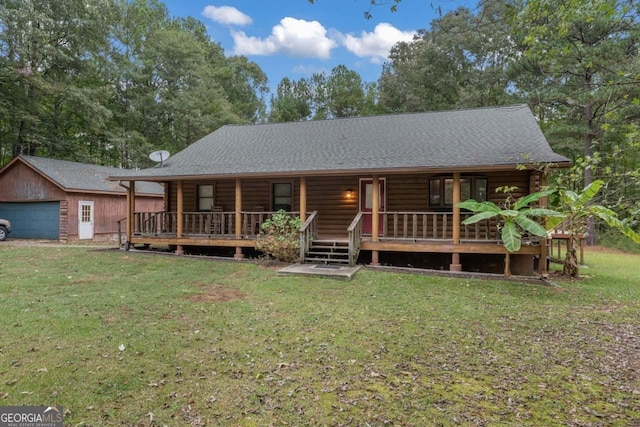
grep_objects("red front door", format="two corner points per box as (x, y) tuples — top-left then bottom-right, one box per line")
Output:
(360, 178), (385, 235)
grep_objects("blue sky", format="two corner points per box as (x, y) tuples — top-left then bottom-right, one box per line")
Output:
(161, 0), (474, 94)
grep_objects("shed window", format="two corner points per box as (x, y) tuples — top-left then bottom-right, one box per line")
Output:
(197, 184), (214, 211)
(273, 183), (292, 211)
(429, 176), (487, 207)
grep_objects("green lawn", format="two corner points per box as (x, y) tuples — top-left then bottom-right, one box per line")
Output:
(1, 245), (639, 426)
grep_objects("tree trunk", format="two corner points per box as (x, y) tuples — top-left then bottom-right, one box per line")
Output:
(562, 234), (579, 277)
(504, 252), (511, 277)
(583, 80), (596, 246)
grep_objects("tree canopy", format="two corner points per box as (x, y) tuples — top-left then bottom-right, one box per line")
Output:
(1, 0), (639, 236)
(0, 0), (268, 168)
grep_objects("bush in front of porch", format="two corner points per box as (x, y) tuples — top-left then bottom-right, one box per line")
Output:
(255, 210), (303, 262)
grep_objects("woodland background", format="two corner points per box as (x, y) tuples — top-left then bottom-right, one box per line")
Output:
(1, 0), (639, 229)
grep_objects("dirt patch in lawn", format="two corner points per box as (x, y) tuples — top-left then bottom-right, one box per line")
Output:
(188, 282), (247, 303)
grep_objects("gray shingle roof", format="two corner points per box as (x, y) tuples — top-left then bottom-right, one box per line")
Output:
(110, 105), (570, 180)
(20, 156), (164, 195)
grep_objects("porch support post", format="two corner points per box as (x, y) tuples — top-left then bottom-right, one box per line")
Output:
(371, 175), (380, 266)
(450, 172), (462, 272)
(176, 180), (184, 255)
(126, 181), (135, 246)
(300, 176), (307, 222)
(539, 172), (549, 278)
(235, 178), (244, 259)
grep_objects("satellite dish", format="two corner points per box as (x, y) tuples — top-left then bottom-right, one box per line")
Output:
(149, 150), (170, 167)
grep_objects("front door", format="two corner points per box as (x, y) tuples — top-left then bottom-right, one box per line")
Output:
(359, 178), (386, 235)
(78, 201), (94, 240)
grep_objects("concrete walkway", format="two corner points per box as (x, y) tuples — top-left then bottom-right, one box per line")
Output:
(278, 263), (362, 280)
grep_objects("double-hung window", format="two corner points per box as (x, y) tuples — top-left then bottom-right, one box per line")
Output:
(197, 184), (214, 211)
(429, 176), (487, 208)
(272, 183), (293, 211)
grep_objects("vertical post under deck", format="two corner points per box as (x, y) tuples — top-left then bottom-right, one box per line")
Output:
(371, 175), (380, 266)
(450, 172), (462, 272)
(235, 178), (244, 259)
(176, 180), (184, 255)
(300, 177), (307, 223)
(539, 172), (549, 277)
(127, 181), (135, 247)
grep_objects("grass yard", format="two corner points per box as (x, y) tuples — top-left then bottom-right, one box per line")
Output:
(0, 245), (639, 426)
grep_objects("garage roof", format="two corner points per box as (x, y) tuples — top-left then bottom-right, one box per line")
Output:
(7, 156), (164, 195)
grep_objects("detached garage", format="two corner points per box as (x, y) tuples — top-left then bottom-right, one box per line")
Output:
(0, 201), (60, 239)
(0, 156), (164, 242)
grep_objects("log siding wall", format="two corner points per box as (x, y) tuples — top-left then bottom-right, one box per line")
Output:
(166, 170), (536, 237)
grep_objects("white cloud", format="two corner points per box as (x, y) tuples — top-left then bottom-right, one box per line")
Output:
(292, 64), (328, 76)
(232, 17), (336, 59)
(202, 5), (252, 26)
(342, 23), (416, 63)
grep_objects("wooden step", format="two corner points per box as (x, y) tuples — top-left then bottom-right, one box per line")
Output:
(309, 246), (349, 252)
(304, 257), (350, 264)
(308, 250), (349, 257)
(305, 238), (351, 265)
(312, 239), (348, 245)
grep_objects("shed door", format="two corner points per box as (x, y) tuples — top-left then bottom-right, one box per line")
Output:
(0, 202), (60, 239)
(78, 201), (94, 240)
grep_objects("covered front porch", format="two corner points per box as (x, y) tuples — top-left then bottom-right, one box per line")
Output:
(121, 172), (548, 276)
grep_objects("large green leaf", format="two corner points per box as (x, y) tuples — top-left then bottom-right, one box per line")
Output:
(457, 200), (501, 213)
(513, 188), (557, 210)
(546, 215), (566, 230)
(523, 208), (563, 218)
(501, 222), (521, 252)
(579, 180), (605, 205)
(562, 189), (580, 204)
(590, 205), (640, 243)
(515, 216), (547, 236)
(462, 211), (500, 225)
(501, 210), (519, 218)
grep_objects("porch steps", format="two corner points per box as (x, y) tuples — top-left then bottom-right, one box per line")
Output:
(305, 239), (350, 265)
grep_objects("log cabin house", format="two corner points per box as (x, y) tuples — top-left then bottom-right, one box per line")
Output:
(110, 105), (570, 276)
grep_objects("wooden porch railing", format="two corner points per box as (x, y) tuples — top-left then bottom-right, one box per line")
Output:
(299, 211), (318, 262)
(182, 211), (235, 235)
(134, 211), (177, 235)
(132, 211), (305, 238)
(347, 212), (364, 266)
(117, 217), (126, 246)
(362, 211), (496, 241)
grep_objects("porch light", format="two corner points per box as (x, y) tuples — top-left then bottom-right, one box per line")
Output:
(346, 188), (354, 199)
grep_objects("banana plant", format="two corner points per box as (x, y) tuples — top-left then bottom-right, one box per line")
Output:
(457, 187), (562, 253)
(547, 180), (640, 277)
